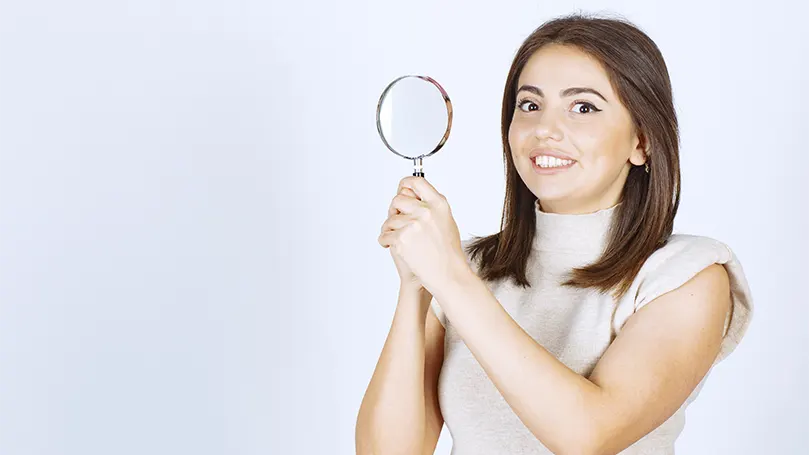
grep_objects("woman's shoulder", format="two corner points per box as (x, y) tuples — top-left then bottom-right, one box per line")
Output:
(634, 233), (745, 306)
(643, 233), (734, 268)
(630, 233), (754, 365)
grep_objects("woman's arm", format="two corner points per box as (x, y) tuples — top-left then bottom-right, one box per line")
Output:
(355, 285), (445, 455)
(431, 262), (731, 454)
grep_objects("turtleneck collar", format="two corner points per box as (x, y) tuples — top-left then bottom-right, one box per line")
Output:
(532, 199), (620, 256)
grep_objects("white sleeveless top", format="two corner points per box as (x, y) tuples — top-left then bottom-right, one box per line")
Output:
(430, 201), (754, 454)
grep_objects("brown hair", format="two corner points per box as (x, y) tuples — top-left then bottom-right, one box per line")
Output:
(467, 12), (680, 300)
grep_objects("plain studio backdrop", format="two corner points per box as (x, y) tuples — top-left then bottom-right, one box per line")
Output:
(0, 0), (806, 454)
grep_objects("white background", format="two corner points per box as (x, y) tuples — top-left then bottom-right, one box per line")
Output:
(1, 1), (806, 454)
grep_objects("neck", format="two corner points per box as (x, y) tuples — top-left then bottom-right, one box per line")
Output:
(537, 196), (622, 215)
(532, 199), (620, 256)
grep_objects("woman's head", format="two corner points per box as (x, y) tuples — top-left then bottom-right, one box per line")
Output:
(469, 13), (681, 299)
(503, 14), (679, 216)
(508, 43), (649, 214)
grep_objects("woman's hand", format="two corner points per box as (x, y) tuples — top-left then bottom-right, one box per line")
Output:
(377, 176), (469, 294)
(380, 185), (422, 290)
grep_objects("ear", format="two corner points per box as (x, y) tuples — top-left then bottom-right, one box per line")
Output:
(629, 130), (649, 166)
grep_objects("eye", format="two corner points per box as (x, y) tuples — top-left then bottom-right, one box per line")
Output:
(517, 98), (602, 114)
(517, 98), (539, 112)
(572, 101), (601, 114)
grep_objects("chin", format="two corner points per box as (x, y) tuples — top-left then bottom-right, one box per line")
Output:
(530, 180), (574, 199)
(536, 195), (569, 207)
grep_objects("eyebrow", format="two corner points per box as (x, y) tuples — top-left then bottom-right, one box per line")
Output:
(516, 84), (608, 103)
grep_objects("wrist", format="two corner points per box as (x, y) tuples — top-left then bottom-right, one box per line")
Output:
(397, 284), (433, 318)
(399, 282), (432, 302)
(426, 260), (476, 301)
(399, 280), (426, 295)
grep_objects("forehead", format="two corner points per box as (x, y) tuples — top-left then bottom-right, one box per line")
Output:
(517, 44), (612, 93)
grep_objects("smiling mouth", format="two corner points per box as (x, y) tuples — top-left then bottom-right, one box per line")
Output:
(534, 157), (575, 168)
(531, 155), (577, 172)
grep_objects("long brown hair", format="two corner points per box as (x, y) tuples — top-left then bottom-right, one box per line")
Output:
(467, 13), (680, 300)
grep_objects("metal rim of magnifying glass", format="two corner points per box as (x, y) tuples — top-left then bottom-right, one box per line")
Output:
(375, 75), (454, 161)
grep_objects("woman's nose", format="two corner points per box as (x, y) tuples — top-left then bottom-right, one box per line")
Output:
(533, 109), (563, 141)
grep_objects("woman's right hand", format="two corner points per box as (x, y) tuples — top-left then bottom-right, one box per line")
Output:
(379, 187), (422, 290)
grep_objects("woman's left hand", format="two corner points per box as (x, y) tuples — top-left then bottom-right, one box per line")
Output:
(378, 176), (470, 293)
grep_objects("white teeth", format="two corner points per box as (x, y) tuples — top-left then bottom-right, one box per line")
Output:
(535, 156), (574, 168)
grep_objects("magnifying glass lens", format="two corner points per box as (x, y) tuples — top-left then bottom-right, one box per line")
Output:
(376, 75), (453, 177)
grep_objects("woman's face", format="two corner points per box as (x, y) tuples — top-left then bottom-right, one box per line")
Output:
(508, 44), (648, 214)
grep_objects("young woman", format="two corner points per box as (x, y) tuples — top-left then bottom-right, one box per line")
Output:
(357, 13), (753, 455)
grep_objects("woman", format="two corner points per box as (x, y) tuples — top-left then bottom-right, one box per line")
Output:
(356, 13), (753, 455)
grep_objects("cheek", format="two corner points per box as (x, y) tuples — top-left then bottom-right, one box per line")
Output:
(567, 121), (626, 163)
(508, 118), (532, 148)
(566, 121), (603, 147)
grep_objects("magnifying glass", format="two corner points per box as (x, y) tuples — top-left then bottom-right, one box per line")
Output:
(375, 75), (453, 177)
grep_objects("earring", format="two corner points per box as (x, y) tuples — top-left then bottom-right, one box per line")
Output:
(643, 149), (650, 174)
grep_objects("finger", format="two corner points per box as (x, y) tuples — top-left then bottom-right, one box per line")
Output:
(390, 192), (426, 216)
(381, 213), (411, 233)
(378, 229), (396, 248)
(396, 180), (421, 200)
(389, 188), (419, 216)
(400, 176), (442, 204)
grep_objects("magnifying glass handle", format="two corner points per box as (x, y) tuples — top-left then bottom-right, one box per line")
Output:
(413, 157), (424, 178)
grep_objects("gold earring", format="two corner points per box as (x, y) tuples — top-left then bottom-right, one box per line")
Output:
(644, 162), (650, 174)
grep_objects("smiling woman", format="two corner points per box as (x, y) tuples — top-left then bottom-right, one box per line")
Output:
(356, 12), (753, 455)
(479, 14), (686, 303)
(429, 14), (754, 455)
